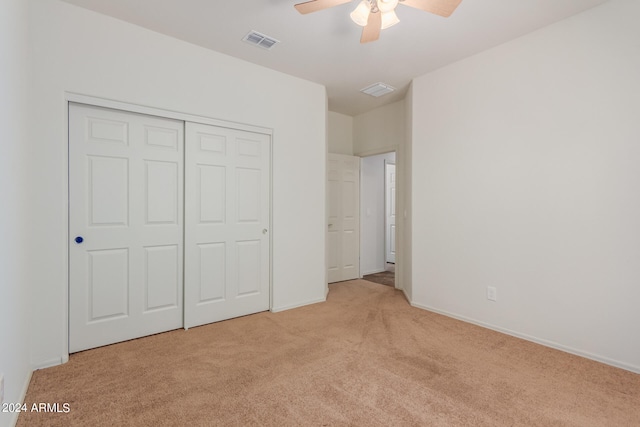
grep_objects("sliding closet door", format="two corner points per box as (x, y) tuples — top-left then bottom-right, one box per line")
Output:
(69, 103), (184, 352)
(184, 122), (270, 328)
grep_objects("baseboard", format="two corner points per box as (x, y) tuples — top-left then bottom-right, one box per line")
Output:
(33, 355), (68, 371)
(271, 296), (326, 313)
(401, 288), (411, 304)
(411, 302), (640, 375)
(361, 268), (385, 276)
(7, 369), (33, 427)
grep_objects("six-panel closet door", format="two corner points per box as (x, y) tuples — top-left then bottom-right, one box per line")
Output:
(69, 104), (271, 352)
(184, 122), (270, 328)
(68, 103), (184, 352)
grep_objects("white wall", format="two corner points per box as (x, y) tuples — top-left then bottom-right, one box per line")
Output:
(360, 152), (396, 275)
(28, 0), (327, 368)
(353, 101), (404, 156)
(403, 86), (413, 301)
(0, 0), (32, 425)
(410, 0), (640, 372)
(328, 111), (353, 155)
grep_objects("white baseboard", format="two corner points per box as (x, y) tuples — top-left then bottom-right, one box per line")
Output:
(271, 297), (326, 313)
(8, 369), (33, 427)
(33, 355), (68, 371)
(401, 288), (411, 303)
(411, 302), (640, 375)
(361, 268), (385, 276)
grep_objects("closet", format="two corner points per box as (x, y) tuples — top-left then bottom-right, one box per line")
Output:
(68, 103), (271, 352)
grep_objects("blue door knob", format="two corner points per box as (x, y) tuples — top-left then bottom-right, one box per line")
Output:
(75, 236), (84, 244)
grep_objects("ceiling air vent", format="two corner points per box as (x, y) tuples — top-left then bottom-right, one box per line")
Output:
(360, 82), (396, 97)
(242, 31), (280, 50)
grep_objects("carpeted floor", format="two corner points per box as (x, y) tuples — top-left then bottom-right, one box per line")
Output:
(18, 280), (640, 426)
(362, 263), (395, 287)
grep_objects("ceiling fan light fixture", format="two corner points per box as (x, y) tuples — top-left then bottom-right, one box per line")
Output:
(381, 10), (400, 29)
(295, 0), (463, 43)
(350, 0), (370, 27)
(377, 0), (399, 13)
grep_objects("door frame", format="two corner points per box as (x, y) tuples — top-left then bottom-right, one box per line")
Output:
(64, 93), (274, 355)
(356, 147), (401, 290)
(384, 159), (396, 265)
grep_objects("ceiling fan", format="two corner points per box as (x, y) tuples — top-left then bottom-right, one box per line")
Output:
(294, 0), (462, 43)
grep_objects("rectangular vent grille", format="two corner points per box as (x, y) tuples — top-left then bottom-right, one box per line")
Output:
(242, 31), (279, 50)
(360, 82), (396, 97)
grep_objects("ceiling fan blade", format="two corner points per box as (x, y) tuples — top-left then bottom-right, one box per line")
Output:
(400, 0), (462, 17)
(294, 0), (353, 14)
(360, 10), (382, 43)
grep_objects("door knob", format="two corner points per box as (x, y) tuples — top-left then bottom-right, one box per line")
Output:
(262, 229), (268, 234)
(74, 236), (84, 244)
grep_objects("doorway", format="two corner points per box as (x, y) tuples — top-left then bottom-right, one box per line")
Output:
(360, 151), (396, 288)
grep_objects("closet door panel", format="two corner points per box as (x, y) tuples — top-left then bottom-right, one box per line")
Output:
(69, 103), (184, 353)
(185, 123), (270, 328)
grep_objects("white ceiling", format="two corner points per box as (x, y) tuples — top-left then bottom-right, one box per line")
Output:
(61, 0), (610, 116)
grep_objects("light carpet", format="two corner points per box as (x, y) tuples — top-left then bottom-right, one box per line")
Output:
(18, 280), (640, 426)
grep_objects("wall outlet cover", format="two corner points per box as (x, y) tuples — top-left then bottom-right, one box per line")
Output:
(487, 286), (497, 302)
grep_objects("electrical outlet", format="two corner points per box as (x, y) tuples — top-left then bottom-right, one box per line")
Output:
(1, 373), (4, 404)
(487, 286), (497, 302)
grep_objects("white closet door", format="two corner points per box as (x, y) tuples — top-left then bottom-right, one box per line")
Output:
(327, 153), (360, 283)
(69, 103), (184, 352)
(184, 122), (270, 328)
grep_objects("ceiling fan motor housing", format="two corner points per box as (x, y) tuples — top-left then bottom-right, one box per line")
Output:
(377, 0), (399, 13)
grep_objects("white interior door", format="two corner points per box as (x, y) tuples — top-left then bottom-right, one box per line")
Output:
(385, 162), (396, 263)
(184, 122), (270, 328)
(69, 103), (183, 353)
(327, 153), (360, 283)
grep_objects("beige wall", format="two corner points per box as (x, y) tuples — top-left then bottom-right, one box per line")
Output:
(409, 0), (640, 372)
(353, 101), (405, 156)
(402, 86), (413, 301)
(328, 111), (353, 155)
(0, 0), (32, 421)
